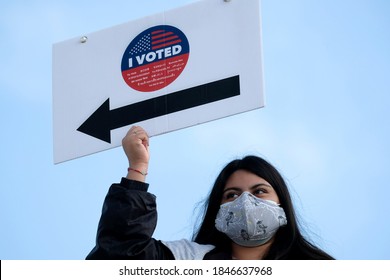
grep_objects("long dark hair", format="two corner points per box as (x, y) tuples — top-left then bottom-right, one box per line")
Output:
(193, 155), (334, 260)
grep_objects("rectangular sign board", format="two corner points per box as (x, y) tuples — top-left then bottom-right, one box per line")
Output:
(53, 0), (264, 163)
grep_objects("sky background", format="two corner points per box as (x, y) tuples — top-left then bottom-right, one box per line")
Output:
(1, 0), (389, 260)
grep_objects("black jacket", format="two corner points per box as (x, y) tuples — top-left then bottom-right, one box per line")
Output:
(86, 178), (175, 259)
(86, 178), (231, 260)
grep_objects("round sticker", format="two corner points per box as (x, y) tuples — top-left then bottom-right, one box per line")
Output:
(121, 25), (190, 92)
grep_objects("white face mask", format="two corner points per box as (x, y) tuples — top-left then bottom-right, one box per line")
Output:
(215, 192), (287, 247)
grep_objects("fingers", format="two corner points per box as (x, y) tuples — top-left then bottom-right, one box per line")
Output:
(129, 125), (146, 136)
(125, 126), (149, 147)
(122, 126), (150, 166)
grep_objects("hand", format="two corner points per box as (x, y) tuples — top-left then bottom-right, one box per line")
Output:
(122, 126), (150, 180)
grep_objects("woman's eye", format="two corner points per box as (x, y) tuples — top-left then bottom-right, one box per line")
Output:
(254, 189), (266, 196)
(226, 193), (239, 200)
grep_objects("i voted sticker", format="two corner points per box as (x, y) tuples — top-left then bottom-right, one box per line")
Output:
(121, 25), (190, 92)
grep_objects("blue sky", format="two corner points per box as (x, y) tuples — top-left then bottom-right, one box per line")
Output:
(1, 0), (389, 260)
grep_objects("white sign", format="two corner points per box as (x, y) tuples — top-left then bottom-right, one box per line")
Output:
(53, 0), (264, 164)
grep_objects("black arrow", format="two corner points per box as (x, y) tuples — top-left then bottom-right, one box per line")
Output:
(77, 75), (240, 143)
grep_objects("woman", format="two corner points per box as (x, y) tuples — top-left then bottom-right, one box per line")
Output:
(86, 126), (333, 260)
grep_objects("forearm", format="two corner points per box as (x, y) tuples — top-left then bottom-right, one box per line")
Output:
(86, 126), (173, 259)
(86, 178), (172, 259)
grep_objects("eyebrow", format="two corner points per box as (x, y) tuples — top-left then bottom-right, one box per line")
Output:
(223, 183), (273, 194)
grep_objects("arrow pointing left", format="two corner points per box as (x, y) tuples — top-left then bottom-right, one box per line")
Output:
(77, 75), (241, 143)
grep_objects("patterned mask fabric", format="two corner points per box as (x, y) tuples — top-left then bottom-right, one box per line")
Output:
(215, 192), (287, 247)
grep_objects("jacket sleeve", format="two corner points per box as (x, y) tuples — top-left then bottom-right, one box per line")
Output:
(86, 178), (174, 260)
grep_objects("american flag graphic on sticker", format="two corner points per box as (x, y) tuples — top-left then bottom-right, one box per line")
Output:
(121, 25), (190, 92)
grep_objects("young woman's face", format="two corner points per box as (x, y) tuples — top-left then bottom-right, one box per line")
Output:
(221, 170), (280, 205)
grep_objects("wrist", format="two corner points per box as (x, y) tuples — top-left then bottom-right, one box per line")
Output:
(128, 167), (148, 176)
(126, 163), (148, 182)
